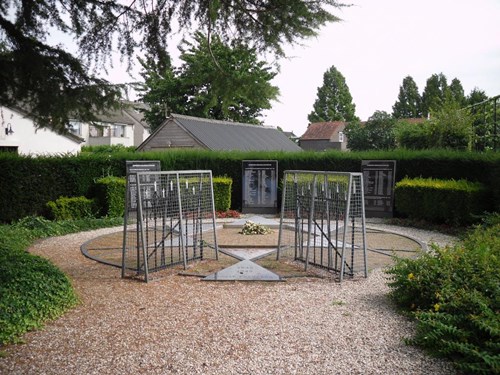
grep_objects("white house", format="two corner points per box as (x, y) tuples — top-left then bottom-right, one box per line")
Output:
(0, 106), (84, 155)
(0, 101), (151, 155)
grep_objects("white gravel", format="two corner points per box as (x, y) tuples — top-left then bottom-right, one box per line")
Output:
(0, 224), (458, 375)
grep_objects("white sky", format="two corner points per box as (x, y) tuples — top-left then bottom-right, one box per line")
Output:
(107, 0), (500, 137)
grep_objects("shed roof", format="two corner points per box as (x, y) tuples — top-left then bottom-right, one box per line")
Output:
(167, 114), (302, 151)
(300, 121), (346, 140)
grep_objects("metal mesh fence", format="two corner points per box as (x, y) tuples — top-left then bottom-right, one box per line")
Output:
(122, 171), (218, 282)
(277, 171), (367, 281)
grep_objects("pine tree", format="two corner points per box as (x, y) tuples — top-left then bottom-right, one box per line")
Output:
(308, 65), (357, 123)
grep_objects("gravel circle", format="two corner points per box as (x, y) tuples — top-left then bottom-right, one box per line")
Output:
(0, 225), (458, 375)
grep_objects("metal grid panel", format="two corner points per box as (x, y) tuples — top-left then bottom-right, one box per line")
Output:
(277, 171), (367, 281)
(122, 171), (218, 282)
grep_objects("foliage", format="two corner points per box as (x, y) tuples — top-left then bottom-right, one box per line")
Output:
(46, 196), (96, 221)
(139, 32), (279, 131)
(386, 223), (500, 374)
(395, 177), (486, 225)
(80, 145), (136, 154)
(395, 119), (430, 149)
(392, 76), (422, 119)
(1, 149), (499, 223)
(308, 65), (357, 123)
(212, 177), (233, 212)
(0, 215), (122, 345)
(428, 99), (474, 150)
(91, 176), (127, 218)
(421, 73), (449, 118)
(240, 220), (272, 235)
(449, 78), (466, 107)
(0, 0), (346, 133)
(344, 111), (396, 151)
(215, 210), (241, 219)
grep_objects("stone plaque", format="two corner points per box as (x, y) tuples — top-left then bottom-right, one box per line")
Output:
(361, 160), (396, 218)
(242, 160), (278, 214)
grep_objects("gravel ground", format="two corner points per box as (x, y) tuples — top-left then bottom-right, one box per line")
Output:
(0, 224), (458, 375)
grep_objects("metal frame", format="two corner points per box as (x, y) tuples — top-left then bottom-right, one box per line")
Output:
(277, 170), (367, 282)
(122, 170), (218, 282)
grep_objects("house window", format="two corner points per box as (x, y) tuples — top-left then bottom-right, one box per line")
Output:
(112, 125), (126, 137)
(68, 121), (82, 136)
(338, 131), (344, 143)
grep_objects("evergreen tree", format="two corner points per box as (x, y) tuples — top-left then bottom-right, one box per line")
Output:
(392, 75), (422, 118)
(0, 0), (346, 133)
(466, 88), (489, 107)
(421, 73), (449, 117)
(308, 65), (357, 123)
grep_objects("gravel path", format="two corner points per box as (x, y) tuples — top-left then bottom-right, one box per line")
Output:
(0, 224), (458, 375)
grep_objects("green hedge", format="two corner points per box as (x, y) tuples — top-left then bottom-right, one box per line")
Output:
(213, 177), (232, 212)
(46, 196), (96, 221)
(0, 149), (498, 223)
(91, 176), (127, 217)
(395, 177), (486, 225)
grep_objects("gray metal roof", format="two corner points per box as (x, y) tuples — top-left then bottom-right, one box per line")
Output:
(171, 114), (302, 152)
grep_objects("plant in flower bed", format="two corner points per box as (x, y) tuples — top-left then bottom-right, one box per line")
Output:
(216, 210), (241, 219)
(240, 220), (272, 235)
(386, 217), (500, 375)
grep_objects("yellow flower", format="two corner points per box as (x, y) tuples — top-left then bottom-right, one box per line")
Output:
(434, 303), (440, 312)
(407, 273), (414, 281)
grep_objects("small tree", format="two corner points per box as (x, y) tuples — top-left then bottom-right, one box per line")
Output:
(308, 65), (357, 123)
(428, 100), (473, 150)
(345, 111), (396, 151)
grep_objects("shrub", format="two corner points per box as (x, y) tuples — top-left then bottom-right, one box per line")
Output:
(213, 176), (232, 212)
(91, 176), (126, 217)
(395, 120), (430, 149)
(395, 177), (486, 225)
(386, 223), (500, 375)
(47, 196), (96, 221)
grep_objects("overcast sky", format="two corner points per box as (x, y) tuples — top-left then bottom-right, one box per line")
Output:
(259, 0), (500, 136)
(106, 0), (500, 137)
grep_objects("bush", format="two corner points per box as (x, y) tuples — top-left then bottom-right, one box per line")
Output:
(213, 176), (232, 212)
(395, 177), (486, 225)
(386, 223), (500, 375)
(91, 176), (126, 217)
(47, 196), (96, 221)
(395, 120), (430, 149)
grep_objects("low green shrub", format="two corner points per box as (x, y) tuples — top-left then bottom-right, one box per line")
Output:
(395, 177), (486, 225)
(0, 216), (123, 345)
(0, 225), (78, 345)
(47, 196), (96, 221)
(386, 223), (500, 375)
(213, 177), (232, 212)
(91, 176), (126, 217)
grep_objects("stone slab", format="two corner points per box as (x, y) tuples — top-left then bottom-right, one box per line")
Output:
(203, 259), (281, 281)
(220, 248), (276, 261)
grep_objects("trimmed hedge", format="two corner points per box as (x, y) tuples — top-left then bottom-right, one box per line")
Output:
(213, 177), (232, 212)
(91, 176), (127, 217)
(0, 149), (498, 223)
(46, 196), (96, 221)
(395, 177), (487, 225)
